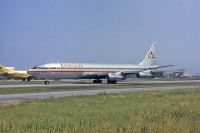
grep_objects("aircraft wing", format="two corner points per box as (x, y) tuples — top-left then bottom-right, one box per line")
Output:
(108, 65), (174, 80)
(81, 72), (108, 79)
(120, 70), (143, 75)
(146, 65), (174, 70)
(82, 70), (143, 79)
(81, 65), (174, 80)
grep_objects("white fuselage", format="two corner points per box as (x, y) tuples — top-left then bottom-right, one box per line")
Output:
(28, 63), (151, 80)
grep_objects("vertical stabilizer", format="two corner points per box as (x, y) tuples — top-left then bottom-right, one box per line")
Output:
(139, 42), (158, 66)
(0, 65), (14, 73)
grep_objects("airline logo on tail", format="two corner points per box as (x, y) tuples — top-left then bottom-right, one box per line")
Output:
(147, 51), (155, 59)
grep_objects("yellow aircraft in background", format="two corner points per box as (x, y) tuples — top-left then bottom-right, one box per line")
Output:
(0, 64), (31, 81)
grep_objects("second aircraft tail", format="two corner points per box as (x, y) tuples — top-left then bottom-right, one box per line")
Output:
(0, 64), (15, 74)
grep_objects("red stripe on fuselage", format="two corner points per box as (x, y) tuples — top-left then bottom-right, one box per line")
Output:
(28, 69), (117, 73)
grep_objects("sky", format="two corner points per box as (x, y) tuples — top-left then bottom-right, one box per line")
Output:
(0, 0), (200, 73)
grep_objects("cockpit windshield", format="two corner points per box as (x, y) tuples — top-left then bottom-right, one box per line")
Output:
(32, 64), (57, 69)
(32, 65), (46, 69)
(32, 66), (38, 69)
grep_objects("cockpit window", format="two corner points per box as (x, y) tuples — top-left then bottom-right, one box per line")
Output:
(32, 66), (38, 69)
(32, 65), (48, 69)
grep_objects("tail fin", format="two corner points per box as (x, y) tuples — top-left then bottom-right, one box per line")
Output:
(139, 42), (158, 66)
(0, 64), (4, 69)
(0, 64), (14, 73)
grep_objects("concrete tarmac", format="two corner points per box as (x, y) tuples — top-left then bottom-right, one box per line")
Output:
(0, 86), (198, 104)
(0, 83), (103, 89)
(0, 79), (200, 89)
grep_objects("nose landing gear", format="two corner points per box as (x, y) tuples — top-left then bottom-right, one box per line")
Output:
(44, 81), (50, 85)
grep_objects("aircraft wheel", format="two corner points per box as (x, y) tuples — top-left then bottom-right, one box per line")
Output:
(44, 81), (50, 85)
(27, 76), (32, 82)
(22, 78), (26, 81)
(93, 79), (102, 84)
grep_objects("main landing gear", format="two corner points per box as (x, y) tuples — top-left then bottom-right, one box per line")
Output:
(93, 79), (102, 84)
(92, 79), (117, 84)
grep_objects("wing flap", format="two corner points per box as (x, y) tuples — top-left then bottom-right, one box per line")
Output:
(146, 65), (174, 70)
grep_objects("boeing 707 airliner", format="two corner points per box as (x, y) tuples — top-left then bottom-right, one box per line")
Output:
(28, 43), (173, 84)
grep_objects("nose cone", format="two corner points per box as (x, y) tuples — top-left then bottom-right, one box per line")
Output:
(27, 69), (39, 80)
(27, 69), (33, 75)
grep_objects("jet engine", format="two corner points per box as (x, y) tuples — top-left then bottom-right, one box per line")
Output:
(136, 70), (153, 78)
(108, 72), (125, 80)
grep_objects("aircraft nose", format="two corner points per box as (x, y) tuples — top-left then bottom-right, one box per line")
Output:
(27, 70), (33, 75)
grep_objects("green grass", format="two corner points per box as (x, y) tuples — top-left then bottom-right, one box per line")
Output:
(0, 83), (199, 94)
(0, 88), (200, 132)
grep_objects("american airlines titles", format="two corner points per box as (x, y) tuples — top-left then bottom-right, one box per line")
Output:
(60, 64), (83, 69)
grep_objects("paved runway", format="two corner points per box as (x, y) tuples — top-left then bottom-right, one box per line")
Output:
(0, 83), (103, 89)
(0, 80), (200, 89)
(0, 86), (198, 104)
(124, 79), (200, 84)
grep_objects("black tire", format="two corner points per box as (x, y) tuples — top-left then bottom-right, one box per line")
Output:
(27, 76), (32, 82)
(44, 81), (50, 85)
(93, 79), (103, 84)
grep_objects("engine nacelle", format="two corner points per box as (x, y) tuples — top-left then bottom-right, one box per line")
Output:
(108, 72), (125, 80)
(136, 70), (153, 78)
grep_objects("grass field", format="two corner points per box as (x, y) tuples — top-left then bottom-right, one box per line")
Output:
(0, 88), (200, 132)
